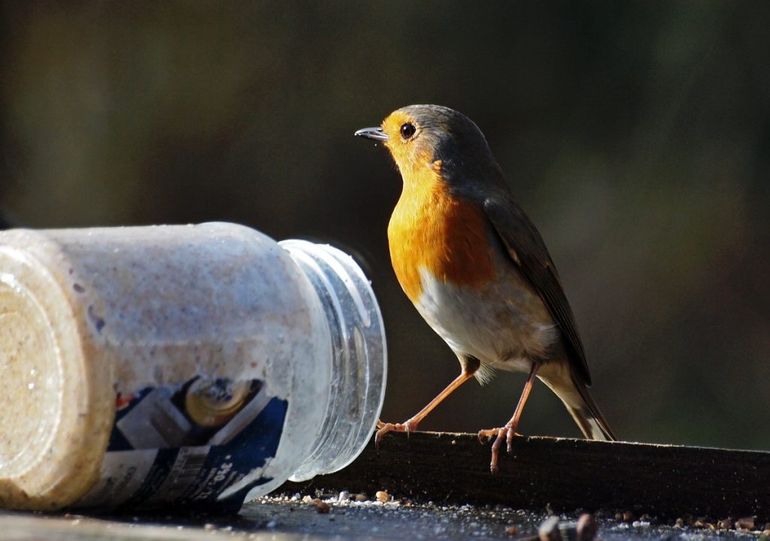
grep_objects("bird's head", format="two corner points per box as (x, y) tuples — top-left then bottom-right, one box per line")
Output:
(355, 104), (502, 192)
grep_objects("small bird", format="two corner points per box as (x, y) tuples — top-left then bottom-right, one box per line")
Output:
(355, 104), (615, 472)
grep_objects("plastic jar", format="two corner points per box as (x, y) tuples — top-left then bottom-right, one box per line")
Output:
(0, 222), (386, 511)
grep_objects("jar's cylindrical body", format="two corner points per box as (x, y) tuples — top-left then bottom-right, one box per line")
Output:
(0, 223), (339, 511)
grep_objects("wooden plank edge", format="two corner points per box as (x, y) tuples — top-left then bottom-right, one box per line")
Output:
(283, 432), (770, 521)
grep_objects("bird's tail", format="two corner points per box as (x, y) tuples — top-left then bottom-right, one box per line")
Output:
(540, 367), (616, 441)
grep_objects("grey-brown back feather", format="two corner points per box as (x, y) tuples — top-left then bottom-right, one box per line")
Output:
(481, 192), (592, 386)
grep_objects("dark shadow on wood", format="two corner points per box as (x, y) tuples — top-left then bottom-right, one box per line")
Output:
(285, 432), (770, 521)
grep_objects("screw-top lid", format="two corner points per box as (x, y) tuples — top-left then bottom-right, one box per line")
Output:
(278, 240), (387, 481)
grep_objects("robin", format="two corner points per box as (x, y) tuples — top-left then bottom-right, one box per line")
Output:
(355, 104), (616, 473)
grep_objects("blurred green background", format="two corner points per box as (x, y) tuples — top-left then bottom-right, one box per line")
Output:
(2, 2), (768, 450)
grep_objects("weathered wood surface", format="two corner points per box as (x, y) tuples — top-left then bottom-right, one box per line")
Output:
(286, 432), (770, 521)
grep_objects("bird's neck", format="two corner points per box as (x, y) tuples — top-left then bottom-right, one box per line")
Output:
(387, 160), (496, 302)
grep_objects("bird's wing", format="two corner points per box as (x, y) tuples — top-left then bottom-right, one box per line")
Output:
(482, 194), (592, 385)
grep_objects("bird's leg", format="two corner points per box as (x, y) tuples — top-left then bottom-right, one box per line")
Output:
(375, 369), (476, 445)
(478, 363), (539, 474)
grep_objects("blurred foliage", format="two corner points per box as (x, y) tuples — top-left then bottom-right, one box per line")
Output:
(1, 1), (768, 449)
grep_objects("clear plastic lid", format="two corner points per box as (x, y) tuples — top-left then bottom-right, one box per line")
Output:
(278, 240), (386, 481)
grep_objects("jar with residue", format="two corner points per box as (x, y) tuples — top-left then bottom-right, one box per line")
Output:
(0, 222), (386, 511)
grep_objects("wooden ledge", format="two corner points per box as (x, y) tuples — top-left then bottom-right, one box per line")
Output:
(285, 432), (770, 521)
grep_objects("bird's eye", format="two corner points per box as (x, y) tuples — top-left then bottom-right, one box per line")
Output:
(400, 123), (416, 140)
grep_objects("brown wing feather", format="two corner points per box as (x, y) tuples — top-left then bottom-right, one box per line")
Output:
(482, 195), (592, 385)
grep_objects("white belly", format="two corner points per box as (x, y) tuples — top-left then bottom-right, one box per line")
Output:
(413, 264), (559, 374)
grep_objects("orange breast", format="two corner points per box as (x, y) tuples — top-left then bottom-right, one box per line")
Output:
(387, 161), (496, 302)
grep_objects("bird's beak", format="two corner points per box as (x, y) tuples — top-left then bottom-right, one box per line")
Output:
(354, 126), (388, 141)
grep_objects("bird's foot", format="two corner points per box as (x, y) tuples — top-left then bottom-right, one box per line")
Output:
(477, 426), (522, 474)
(375, 418), (419, 447)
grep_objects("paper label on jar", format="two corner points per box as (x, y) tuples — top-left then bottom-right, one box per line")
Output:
(76, 377), (287, 511)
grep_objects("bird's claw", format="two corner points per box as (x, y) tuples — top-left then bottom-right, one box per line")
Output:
(374, 418), (419, 447)
(477, 428), (498, 444)
(477, 426), (522, 474)
(374, 422), (399, 447)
